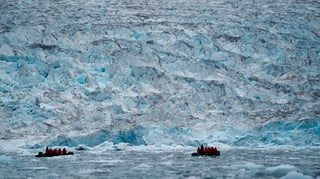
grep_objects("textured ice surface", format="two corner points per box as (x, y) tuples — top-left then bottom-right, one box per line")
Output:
(0, 0), (320, 149)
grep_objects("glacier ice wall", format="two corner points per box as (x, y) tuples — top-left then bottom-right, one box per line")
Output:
(0, 0), (319, 148)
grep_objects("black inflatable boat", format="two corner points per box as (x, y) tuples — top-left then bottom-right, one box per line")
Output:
(191, 151), (220, 156)
(35, 152), (74, 157)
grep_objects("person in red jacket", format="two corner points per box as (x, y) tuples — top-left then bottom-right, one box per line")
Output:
(53, 148), (58, 155)
(62, 148), (67, 155)
(47, 148), (53, 156)
(213, 147), (217, 152)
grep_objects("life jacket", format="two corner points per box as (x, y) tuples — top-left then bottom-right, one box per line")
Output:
(58, 149), (62, 155)
(53, 149), (58, 155)
(62, 148), (67, 154)
(47, 149), (52, 155)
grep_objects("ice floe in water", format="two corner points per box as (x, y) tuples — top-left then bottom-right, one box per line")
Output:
(280, 171), (313, 179)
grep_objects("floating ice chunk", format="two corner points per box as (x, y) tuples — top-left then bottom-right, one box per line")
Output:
(29, 167), (48, 170)
(279, 171), (312, 179)
(133, 163), (152, 171)
(75, 144), (90, 151)
(113, 142), (130, 151)
(186, 176), (200, 179)
(94, 141), (114, 151)
(0, 155), (12, 162)
(242, 162), (264, 171)
(259, 164), (298, 178)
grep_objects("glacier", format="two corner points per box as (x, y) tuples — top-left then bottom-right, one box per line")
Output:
(0, 0), (320, 151)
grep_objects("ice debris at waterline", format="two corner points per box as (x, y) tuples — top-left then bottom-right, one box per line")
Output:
(26, 118), (320, 149)
(0, 0), (320, 150)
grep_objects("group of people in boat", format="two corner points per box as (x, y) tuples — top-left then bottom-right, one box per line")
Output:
(45, 147), (68, 156)
(35, 147), (73, 157)
(197, 145), (219, 154)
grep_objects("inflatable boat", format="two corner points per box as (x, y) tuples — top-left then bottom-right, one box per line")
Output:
(35, 151), (74, 157)
(191, 151), (220, 156)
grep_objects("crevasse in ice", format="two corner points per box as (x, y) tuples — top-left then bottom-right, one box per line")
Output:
(0, 0), (319, 148)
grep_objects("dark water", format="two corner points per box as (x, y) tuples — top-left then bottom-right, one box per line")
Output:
(0, 148), (319, 178)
